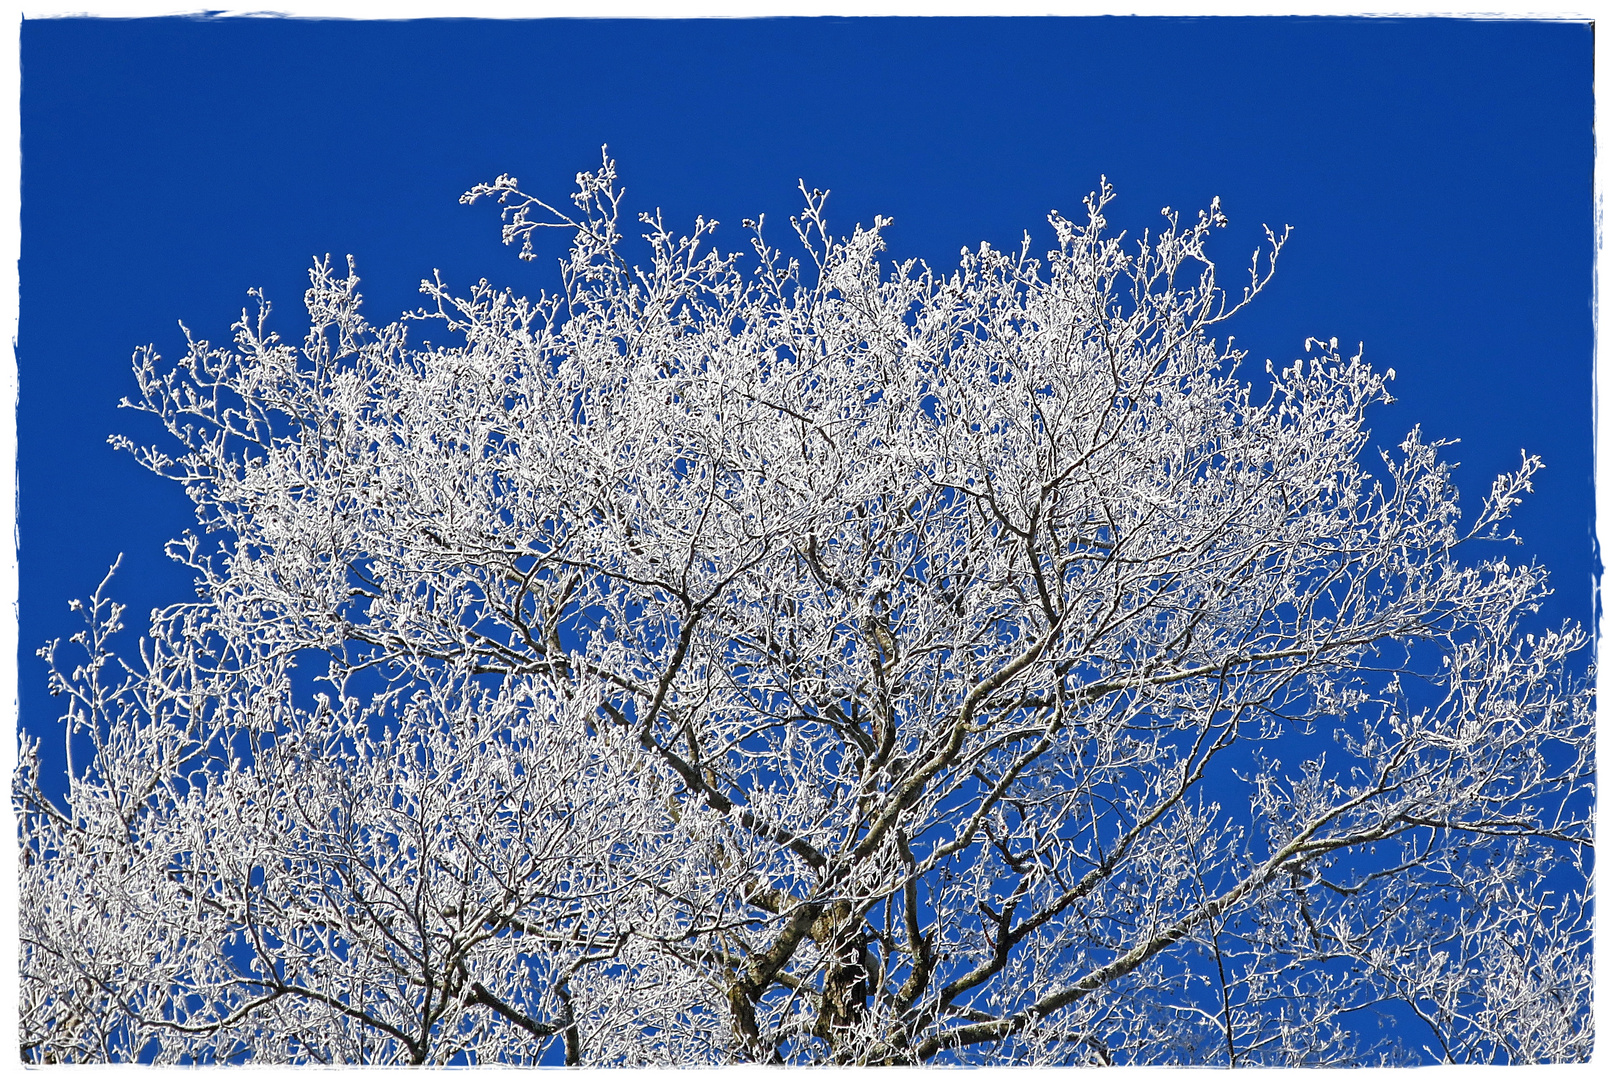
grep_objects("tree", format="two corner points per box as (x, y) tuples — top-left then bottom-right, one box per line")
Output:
(16, 152), (1593, 1065)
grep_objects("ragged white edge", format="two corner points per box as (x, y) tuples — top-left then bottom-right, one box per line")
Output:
(9, 3), (1606, 23)
(2, 4), (22, 1068)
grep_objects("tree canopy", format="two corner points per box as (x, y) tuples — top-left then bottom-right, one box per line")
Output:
(16, 154), (1593, 1065)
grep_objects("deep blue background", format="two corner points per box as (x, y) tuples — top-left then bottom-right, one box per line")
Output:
(19, 16), (1594, 789)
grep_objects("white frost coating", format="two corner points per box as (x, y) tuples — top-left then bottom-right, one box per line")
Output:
(16, 152), (1592, 1065)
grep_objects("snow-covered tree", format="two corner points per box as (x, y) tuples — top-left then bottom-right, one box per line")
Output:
(17, 153), (1592, 1065)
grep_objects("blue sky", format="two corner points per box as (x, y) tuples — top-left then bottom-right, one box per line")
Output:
(17, 15), (1594, 784)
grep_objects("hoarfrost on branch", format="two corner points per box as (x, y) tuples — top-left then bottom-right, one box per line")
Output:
(17, 153), (1593, 1064)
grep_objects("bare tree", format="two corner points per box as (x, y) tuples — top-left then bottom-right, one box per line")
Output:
(16, 152), (1592, 1065)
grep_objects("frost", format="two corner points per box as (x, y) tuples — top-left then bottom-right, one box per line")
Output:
(17, 153), (1592, 1067)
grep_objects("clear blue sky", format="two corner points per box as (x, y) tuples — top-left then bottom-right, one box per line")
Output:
(18, 16), (1594, 768)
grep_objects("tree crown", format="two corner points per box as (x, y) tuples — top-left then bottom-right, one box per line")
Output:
(17, 152), (1592, 1065)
